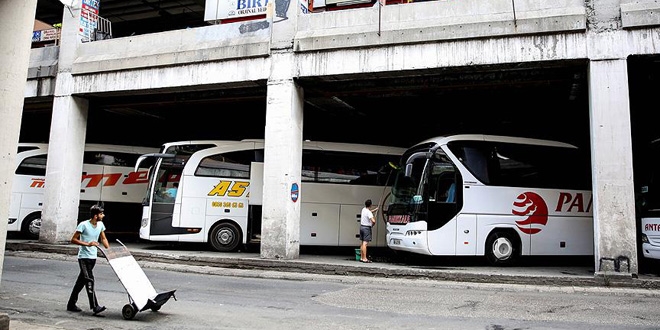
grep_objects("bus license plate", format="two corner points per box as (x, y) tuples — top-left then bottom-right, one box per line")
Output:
(391, 239), (401, 245)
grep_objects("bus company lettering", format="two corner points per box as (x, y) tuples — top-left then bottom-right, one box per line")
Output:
(82, 171), (149, 187)
(645, 223), (660, 232)
(555, 192), (592, 213)
(30, 178), (45, 188)
(30, 171), (149, 188)
(211, 201), (245, 209)
(512, 192), (548, 235)
(208, 181), (250, 197)
(236, 0), (268, 14)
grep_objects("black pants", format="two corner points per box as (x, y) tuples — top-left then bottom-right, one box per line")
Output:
(68, 258), (99, 309)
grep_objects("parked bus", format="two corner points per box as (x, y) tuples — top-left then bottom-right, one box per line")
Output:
(8, 143), (158, 238)
(134, 140), (404, 252)
(639, 138), (660, 262)
(384, 135), (593, 265)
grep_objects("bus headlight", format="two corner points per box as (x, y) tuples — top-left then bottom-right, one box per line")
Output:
(141, 218), (148, 228)
(406, 230), (422, 236)
(641, 233), (649, 244)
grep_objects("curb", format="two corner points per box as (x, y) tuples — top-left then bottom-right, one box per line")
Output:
(6, 242), (660, 290)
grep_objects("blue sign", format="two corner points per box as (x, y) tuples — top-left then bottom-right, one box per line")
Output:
(291, 183), (299, 203)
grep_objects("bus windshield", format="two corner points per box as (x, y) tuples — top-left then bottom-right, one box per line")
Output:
(388, 143), (454, 221)
(144, 143), (219, 204)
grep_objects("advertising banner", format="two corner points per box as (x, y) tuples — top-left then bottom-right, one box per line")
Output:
(79, 0), (100, 42)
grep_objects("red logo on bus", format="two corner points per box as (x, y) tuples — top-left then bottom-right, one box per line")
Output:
(512, 192), (548, 235)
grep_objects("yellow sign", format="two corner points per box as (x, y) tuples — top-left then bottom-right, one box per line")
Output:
(208, 181), (249, 197)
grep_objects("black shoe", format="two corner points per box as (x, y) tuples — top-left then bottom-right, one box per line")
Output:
(92, 306), (106, 315)
(67, 305), (82, 312)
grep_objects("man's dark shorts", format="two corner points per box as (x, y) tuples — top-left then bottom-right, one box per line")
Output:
(360, 225), (372, 242)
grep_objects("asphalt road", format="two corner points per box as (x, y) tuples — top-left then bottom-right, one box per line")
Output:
(1, 255), (660, 330)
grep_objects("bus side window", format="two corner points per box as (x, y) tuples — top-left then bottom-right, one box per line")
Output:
(15, 155), (47, 176)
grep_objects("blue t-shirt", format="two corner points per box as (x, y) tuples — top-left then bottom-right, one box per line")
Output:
(76, 220), (106, 259)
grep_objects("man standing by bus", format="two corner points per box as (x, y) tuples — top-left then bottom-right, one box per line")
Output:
(67, 205), (109, 315)
(359, 199), (378, 263)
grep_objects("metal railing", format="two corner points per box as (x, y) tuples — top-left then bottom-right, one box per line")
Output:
(94, 16), (113, 41)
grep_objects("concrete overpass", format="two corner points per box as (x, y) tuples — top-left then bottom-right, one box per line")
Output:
(4, 0), (660, 279)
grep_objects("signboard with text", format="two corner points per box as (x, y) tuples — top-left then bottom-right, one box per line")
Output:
(218, 0), (269, 20)
(32, 29), (60, 43)
(79, 0), (100, 42)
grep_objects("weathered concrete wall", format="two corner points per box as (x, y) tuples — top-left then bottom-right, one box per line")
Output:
(72, 24), (271, 74)
(0, 0), (38, 283)
(39, 1), (88, 245)
(25, 46), (58, 98)
(621, 0), (660, 28)
(261, 51), (304, 260)
(588, 59), (638, 275)
(297, 33), (588, 77)
(27, 1), (660, 97)
(294, 0), (586, 51)
(71, 57), (271, 94)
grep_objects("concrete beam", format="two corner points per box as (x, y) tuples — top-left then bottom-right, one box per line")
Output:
(72, 24), (271, 75)
(621, 0), (660, 29)
(294, 0), (585, 52)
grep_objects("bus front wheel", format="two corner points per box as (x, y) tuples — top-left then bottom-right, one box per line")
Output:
(485, 230), (519, 266)
(209, 222), (241, 252)
(21, 213), (42, 240)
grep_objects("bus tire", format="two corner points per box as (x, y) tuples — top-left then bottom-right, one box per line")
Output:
(21, 212), (42, 240)
(209, 222), (241, 252)
(485, 230), (519, 266)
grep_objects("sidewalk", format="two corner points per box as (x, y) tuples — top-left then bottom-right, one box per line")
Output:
(4, 239), (660, 290)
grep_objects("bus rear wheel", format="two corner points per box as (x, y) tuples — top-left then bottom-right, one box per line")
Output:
(485, 230), (519, 266)
(209, 222), (241, 252)
(21, 213), (42, 240)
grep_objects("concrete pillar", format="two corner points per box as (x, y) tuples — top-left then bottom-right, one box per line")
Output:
(260, 0), (303, 259)
(261, 50), (303, 259)
(588, 58), (638, 277)
(0, 0), (38, 280)
(39, 1), (89, 244)
(270, 0), (299, 49)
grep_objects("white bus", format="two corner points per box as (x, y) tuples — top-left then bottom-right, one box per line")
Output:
(8, 143), (158, 238)
(384, 135), (593, 265)
(640, 138), (660, 261)
(134, 140), (404, 252)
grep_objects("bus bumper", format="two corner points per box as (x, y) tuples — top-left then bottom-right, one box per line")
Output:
(386, 230), (430, 255)
(642, 242), (660, 260)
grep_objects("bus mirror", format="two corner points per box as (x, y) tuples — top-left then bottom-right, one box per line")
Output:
(405, 163), (413, 177)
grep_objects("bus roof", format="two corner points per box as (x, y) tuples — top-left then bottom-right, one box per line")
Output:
(18, 143), (158, 154)
(412, 134), (578, 150)
(157, 140), (239, 151)
(159, 139), (406, 156)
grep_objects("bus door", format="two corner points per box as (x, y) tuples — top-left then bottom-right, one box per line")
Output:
(424, 159), (462, 255)
(247, 161), (263, 244)
(149, 157), (183, 236)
